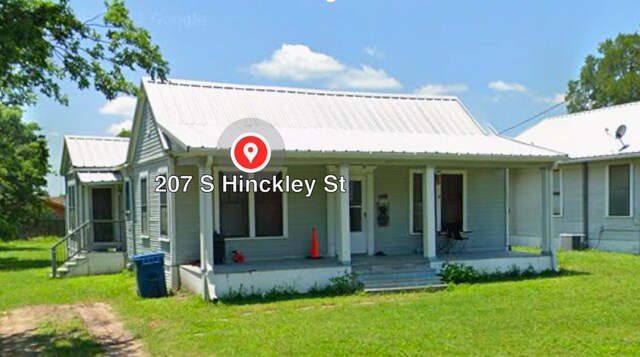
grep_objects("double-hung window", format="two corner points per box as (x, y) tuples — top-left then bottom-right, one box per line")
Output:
(159, 173), (168, 237)
(410, 172), (423, 234)
(607, 164), (632, 217)
(67, 183), (76, 231)
(140, 175), (149, 236)
(218, 171), (285, 238)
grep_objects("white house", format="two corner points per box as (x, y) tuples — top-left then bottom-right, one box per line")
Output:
(513, 101), (640, 254)
(54, 78), (562, 299)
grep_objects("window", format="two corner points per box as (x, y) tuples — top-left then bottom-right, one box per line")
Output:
(67, 183), (76, 231)
(218, 171), (285, 238)
(140, 176), (149, 235)
(159, 174), (168, 237)
(552, 169), (563, 217)
(124, 180), (131, 213)
(608, 164), (632, 217)
(411, 172), (423, 233)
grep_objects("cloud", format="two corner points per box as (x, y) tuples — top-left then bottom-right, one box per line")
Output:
(250, 44), (344, 80)
(488, 80), (527, 92)
(99, 96), (137, 117)
(106, 119), (133, 135)
(251, 43), (401, 90)
(414, 83), (468, 95)
(364, 45), (384, 59)
(328, 65), (401, 90)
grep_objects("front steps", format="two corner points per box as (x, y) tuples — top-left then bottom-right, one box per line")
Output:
(52, 251), (126, 277)
(352, 256), (444, 292)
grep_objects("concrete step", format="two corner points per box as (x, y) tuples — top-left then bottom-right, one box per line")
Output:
(365, 284), (448, 293)
(357, 270), (438, 281)
(362, 277), (442, 289)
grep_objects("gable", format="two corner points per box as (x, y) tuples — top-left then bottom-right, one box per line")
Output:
(131, 98), (167, 164)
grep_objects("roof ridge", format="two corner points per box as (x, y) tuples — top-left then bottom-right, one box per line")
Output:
(142, 76), (460, 102)
(544, 100), (640, 122)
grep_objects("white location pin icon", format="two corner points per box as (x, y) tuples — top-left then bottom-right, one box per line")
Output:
(243, 142), (258, 163)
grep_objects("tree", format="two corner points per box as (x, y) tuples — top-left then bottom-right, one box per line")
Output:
(566, 31), (640, 113)
(0, 105), (49, 239)
(0, 0), (169, 106)
(116, 128), (130, 137)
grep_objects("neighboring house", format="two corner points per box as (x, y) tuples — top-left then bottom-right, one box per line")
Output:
(513, 101), (640, 254)
(55, 78), (562, 299)
(53, 135), (130, 276)
(43, 196), (65, 219)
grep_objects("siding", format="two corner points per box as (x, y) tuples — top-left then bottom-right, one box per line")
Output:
(465, 168), (507, 252)
(133, 100), (165, 165)
(510, 168), (542, 238)
(373, 166), (421, 254)
(553, 165), (584, 235)
(174, 165), (200, 264)
(225, 166), (328, 261)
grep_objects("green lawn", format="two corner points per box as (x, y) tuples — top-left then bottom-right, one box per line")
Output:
(2, 238), (640, 356)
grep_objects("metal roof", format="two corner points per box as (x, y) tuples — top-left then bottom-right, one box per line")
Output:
(77, 171), (122, 184)
(516, 101), (640, 159)
(142, 78), (561, 158)
(64, 135), (129, 169)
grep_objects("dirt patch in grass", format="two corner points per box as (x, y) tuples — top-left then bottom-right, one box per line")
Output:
(0, 302), (146, 356)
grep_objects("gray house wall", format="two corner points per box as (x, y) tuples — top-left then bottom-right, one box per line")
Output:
(466, 168), (507, 252)
(510, 159), (640, 253)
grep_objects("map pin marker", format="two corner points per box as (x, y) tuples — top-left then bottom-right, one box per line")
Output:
(244, 142), (258, 163)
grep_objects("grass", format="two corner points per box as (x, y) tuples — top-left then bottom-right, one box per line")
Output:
(35, 316), (105, 356)
(2, 238), (640, 355)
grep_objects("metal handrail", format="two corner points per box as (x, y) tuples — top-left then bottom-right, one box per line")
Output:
(50, 220), (91, 277)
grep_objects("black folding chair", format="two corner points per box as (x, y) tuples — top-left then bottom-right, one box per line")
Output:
(438, 223), (472, 253)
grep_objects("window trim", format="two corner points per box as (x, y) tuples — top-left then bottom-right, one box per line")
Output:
(67, 179), (77, 232)
(139, 171), (150, 238)
(157, 167), (169, 241)
(552, 168), (563, 218)
(605, 163), (633, 218)
(214, 167), (289, 240)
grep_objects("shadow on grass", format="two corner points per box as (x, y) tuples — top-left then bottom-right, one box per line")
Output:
(0, 245), (41, 252)
(0, 327), (104, 357)
(443, 267), (590, 285)
(0, 257), (51, 271)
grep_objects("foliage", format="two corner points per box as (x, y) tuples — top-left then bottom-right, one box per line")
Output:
(440, 262), (549, 284)
(3, 239), (640, 355)
(0, 105), (49, 239)
(0, 0), (169, 106)
(324, 270), (363, 295)
(116, 128), (130, 137)
(566, 31), (640, 113)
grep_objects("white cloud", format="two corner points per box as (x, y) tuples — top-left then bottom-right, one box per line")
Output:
(251, 43), (401, 90)
(250, 44), (344, 80)
(99, 96), (137, 117)
(364, 45), (384, 59)
(328, 65), (401, 90)
(414, 83), (468, 95)
(488, 80), (527, 92)
(548, 92), (566, 104)
(106, 119), (133, 135)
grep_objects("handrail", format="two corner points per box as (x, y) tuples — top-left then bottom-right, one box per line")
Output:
(50, 220), (91, 277)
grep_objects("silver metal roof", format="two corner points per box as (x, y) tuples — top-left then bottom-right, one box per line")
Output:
(77, 171), (122, 184)
(142, 78), (560, 158)
(63, 135), (129, 169)
(516, 101), (640, 159)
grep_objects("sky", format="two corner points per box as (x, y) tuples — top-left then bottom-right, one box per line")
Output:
(24, 0), (640, 195)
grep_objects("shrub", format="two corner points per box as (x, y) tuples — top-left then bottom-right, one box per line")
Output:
(440, 262), (478, 283)
(440, 263), (548, 284)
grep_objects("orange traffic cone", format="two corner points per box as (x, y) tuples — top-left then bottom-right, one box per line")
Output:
(309, 226), (320, 259)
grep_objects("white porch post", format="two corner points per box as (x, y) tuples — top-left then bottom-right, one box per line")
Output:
(337, 164), (351, 265)
(326, 166), (337, 257)
(198, 156), (216, 300)
(540, 166), (553, 254)
(423, 166), (437, 260)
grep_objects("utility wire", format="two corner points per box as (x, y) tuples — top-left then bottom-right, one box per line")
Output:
(499, 101), (566, 135)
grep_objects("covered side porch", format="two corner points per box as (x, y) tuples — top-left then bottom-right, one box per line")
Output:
(171, 156), (557, 299)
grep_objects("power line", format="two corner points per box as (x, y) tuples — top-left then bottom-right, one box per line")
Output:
(499, 101), (566, 135)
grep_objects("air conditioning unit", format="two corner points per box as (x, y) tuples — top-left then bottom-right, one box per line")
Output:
(559, 233), (586, 250)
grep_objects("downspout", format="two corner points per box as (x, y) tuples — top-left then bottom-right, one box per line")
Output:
(582, 162), (589, 248)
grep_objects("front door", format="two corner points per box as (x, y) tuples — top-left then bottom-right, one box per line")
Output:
(440, 174), (464, 231)
(92, 188), (114, 243)
(349, 177), (367, 254)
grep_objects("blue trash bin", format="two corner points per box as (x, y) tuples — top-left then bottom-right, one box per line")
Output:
(131, 252), (167, 298)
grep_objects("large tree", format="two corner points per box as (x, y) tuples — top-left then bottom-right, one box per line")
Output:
(0, 0), (169, 106)
(566, 31), (640, 113)
(0, 106), (49, 239)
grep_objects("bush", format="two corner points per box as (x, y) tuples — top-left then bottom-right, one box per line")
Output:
(441, 262), (549, 284)
(441, 262), (478, 283)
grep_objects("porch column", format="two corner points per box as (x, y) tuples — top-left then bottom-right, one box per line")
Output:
(422, 166), (437, 260)
(198, 156), (216, 300)
(326, 166), (337, 257)
(337, 164), (351, 264)
(540, 166), (553, 254)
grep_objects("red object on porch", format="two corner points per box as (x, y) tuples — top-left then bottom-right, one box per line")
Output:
(310, 226), (320, 259)
(233, 250), (244, 263)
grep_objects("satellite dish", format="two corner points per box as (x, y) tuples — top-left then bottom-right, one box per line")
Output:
(615, 124), (630, 151)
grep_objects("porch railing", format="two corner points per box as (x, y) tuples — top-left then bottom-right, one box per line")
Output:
(50, 220), (91, 277)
